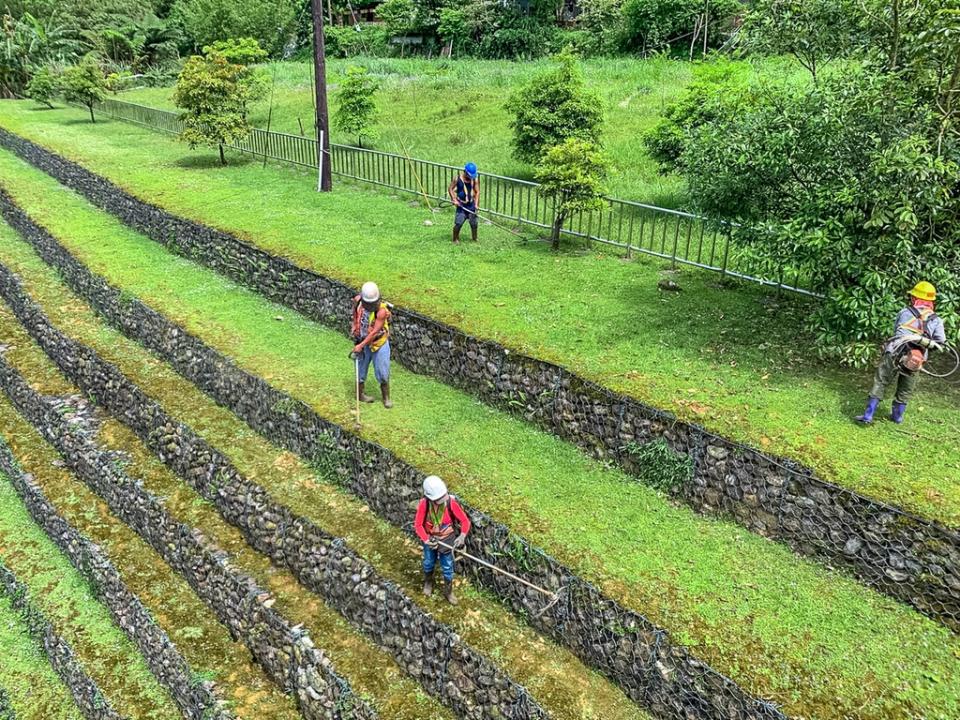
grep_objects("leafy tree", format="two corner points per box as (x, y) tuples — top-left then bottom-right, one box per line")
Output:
(61, 55), (106, 122)
(334, 65), (379, 147)
(378, 0), (418, 36)
(25, 65), (58, 107)
(505, 50), (603, 164)
(744, 0), (865, 81)
(202, 36), (267, 65)
(535, 138), (609, 249)
(579, 0), (626, 55)
(172, 52), (263, 164)
(170, 0), (298, 56)
(620, 0), (741, 56)
(643, 59), (750, 172)
(679, 47), (960, 363)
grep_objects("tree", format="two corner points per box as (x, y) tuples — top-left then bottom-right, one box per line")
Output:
(173, 52), (262, 164)
(679, 62), (960, 364)
(202, 36), (267, 65)
(535, 138), (609, 249)
(744, 0), (866, 82)
(61, 56), (106, 122)
(334, 65), (379, 147)
(621, 0), (741, 56)
(505, 50), (603, 164)
(25, 65), (58, 107)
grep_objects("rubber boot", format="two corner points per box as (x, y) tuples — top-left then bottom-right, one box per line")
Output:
(443, 578), (457, 605)
(856, 396), (880, 424)
(357, 381), (374, 403)
(381, 382), (393, 409)
(422, 571), (434, 597)
(891, 402), (907, 424)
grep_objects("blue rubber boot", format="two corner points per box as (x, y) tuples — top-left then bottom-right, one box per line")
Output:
(891, 402), (907, 424)
(856, 396), (880, 424)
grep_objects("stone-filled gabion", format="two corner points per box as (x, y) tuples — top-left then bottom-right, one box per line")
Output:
(0, 189), (786, 720)
(0, 439), (231, 720)
(0, 359), (374, 720)
(0, 129), (956, 632)
(0, 257), (545, 718)
(0, 561), (122, 720)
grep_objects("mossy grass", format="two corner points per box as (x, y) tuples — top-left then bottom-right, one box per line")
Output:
(0, 104), (957, 529)
(0, 473), (177, 720)
(0, 171), (958, 718)
(0, 590), (85, 720)
(0, 374), (302, 720)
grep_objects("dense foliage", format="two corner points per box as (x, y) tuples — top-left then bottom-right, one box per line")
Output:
(334, 65), (379, 146)
(171, 0), (298, 56)
(24, 63), (57, 106)
(505, 51), (604, 164)
(670, 0), (960, 363)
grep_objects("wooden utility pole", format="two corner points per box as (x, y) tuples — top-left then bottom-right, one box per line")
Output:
(311, 0), (332, 191)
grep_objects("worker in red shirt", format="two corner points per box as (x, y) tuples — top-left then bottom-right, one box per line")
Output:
(414, 475), (471, 604)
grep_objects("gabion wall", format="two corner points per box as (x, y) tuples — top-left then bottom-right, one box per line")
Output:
(0, 440), (231, 720)
(0, 130), (955, 630)
(0, 358), (374, 720)
(0, 255), (545, 720)
(0, 188), (785, 720)
(0, 561), (121, 720)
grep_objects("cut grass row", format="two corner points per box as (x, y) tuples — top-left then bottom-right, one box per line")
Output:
(0, 209), (648, 720)
(0, 470), (176, 720)
(1, 104), (957, 526)
(0, 348), (301, 720)
(0, 147), (957, 719)
(0, 553), (85, 720)
(0, 311), (450, 720)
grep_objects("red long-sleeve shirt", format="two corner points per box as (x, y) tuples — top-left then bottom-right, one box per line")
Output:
(414, 496), (471, 543)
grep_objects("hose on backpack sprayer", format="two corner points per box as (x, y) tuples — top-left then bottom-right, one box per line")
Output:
(886, 334), (960, 379)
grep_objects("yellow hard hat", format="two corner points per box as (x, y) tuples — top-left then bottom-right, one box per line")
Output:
(909, 281), (936, 302)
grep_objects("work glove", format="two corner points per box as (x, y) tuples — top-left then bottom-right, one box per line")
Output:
(918, 337), (932, 348)
(427, 537), (439, 550)
(348, 350), (359, 361)
(930, 341), (943, 352)
(453, 533), (467, 549)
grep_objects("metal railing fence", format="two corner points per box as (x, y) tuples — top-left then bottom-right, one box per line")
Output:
(96, 97), (820, 297)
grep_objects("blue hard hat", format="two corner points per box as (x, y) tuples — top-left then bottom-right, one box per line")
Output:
(464, 162), (478, 178)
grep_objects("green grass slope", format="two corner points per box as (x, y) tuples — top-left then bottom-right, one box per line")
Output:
(0, 478), (177, 720)
(0, 591), (85, 720)
(0, 153), (958, 719)
(0, 104), (957, 526)
(122, 56), (699, 205)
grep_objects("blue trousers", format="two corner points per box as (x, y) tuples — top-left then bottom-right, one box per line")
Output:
(357, 340), (390, 384)
(422, 543), (455, 581)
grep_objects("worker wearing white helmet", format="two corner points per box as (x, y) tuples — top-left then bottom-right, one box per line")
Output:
(413, 475), (471, 604)
(350, 281), (393, 408)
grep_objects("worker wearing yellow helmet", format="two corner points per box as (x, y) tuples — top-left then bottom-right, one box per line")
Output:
(856, 281), (946, 425)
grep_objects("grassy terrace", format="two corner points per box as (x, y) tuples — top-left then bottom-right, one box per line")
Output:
(0, 319), (302, 720)
(1, 104), (958, 528)
(0, 311), (454, 720)
(0, 472), (176, 720)
(0, 153), (957, 719)
(0, 224), (647, 720)
(123, 56), (698, 205)
(0, 565), (86, 720)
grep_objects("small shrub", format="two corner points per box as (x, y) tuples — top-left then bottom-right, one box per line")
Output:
(621, 439), (692, 493)
(334, 65), (379, 148)
(61, 56), (107, 122)
(26, 66), (59, 108)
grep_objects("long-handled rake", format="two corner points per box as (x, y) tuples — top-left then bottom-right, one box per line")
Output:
(436, 539), (565, 616)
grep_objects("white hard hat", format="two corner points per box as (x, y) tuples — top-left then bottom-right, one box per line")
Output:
(423, 475), (447, 501)
(361, 281), (380, 303)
